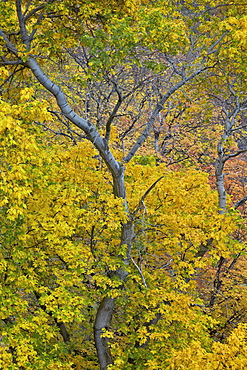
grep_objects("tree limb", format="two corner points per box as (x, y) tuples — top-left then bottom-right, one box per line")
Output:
(223, 149), (247, 163)
(233, 196), (247, 209)
(132, 176), (164, 218)
(123, 65), (213, 163)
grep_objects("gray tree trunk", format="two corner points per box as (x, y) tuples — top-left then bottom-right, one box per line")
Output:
(25, 56), (211, 368)
(215, 139), (227, 214)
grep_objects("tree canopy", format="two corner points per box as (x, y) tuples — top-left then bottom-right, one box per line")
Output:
(1, 1), (247, 369)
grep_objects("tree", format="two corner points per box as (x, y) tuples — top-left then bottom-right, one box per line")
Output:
(1, 0), (247, 369)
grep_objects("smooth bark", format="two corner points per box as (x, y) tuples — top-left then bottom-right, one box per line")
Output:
(94, 297), (116, 369)
(215, 139), (226, 214)
(1, 4), (227, 366)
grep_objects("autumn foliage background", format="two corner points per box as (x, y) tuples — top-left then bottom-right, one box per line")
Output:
(1, 1), (247, 369)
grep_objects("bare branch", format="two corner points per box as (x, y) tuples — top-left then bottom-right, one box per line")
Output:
(16, 0), (31, 50)
(233, 196), (247, 209)
(207, 32), (228, 55)
(0, 59), (23, 65)
(223, 149), (247, 163)
(123, 64), (212, 163)
(231, 123), (247, 132)
(130, 257), (148, 288)
(105, 81), (123, 142)
(35, 121), (79, 144)
(24, 4), (45, 21)
(132, 176), (164, 218)
(0, 65), (25, 90)
(0, 29), (19, 56)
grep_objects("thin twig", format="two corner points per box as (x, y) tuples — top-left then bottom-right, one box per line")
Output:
(130, 257), (148, 288)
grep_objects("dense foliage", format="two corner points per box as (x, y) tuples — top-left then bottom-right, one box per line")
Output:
(1, 1), (247, 369)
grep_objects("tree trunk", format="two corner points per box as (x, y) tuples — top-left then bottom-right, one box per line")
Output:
(215, 141), (226, 214)
(94, 297), (116, 369)
(93, 200), (134, 369)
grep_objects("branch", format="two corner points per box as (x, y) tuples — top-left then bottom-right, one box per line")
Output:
(26, 57), (125, 197)
(132, 176), (164, 218)
(16, 0), (31, 50)
(47, 110), (87, 140)
(123, 64), (213, 163)
(135, 312), (161, 349)
(195, 238), (213, 258)
(209, 256), (225, 307)
(0, 65), (25, 89)
(105, 82), (123, 142)
(34, 292), (70, 343)
(24, 4), (46, 21)
(54, 319), (70, 342)
(223, 148), (247, 163)
(233, 196), (247, 209)
(0, 59), (23, 65)
(130, 256), (148, 288)
(104, 74), (155, 142)
(0, 29), (19, 56)
(207, 32), (228, 55)
(225, 250), (243, 272)
(231, 123), (247, 132)
(35, 121), (79, 144)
